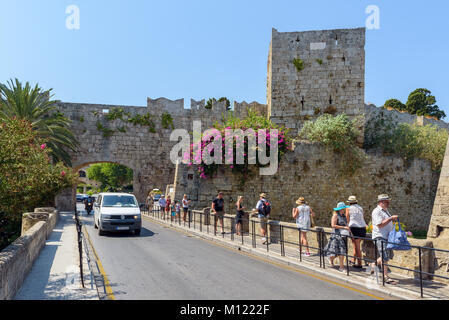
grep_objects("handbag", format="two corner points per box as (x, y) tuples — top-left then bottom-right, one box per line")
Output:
(386, 218), (411, 251)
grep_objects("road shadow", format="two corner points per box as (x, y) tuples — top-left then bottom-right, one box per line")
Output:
(98, 227), (156, 238)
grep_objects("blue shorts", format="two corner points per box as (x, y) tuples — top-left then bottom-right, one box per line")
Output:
(171, 211), (176, 217)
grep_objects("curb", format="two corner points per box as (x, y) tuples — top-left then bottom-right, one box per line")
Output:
(143, 214), (432, 300)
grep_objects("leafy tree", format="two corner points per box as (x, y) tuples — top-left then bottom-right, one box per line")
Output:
(384, 99), (407, 112)
(0, 118), (76, 250)
(0, 79), (79, 165)
(86, 163), (133, 191)
(384, 88), (446, 120)
(406, 89), (446, 120)
(205, 97), (231, 110)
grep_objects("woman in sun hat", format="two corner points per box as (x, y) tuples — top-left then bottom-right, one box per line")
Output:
(323, 202), (351, 271)
(345, 196), (367, 268)
(292, 197), (315, 256)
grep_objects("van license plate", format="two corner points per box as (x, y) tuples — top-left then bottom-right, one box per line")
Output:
(117, 226), (129, 230)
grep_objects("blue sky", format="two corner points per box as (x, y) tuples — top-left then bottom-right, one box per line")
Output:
(1, 0), (448, 115)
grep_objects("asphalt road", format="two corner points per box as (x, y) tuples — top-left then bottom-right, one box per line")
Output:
(78, 204), (378, 300)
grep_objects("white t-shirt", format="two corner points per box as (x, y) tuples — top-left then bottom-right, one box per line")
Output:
(371, 205), (393, 239)
(296, 205), (311, 229)
(348, 204), (366, 228)
(182, 199), (189, 208)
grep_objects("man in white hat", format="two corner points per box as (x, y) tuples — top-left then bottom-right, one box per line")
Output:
(370, 194), (399, 284)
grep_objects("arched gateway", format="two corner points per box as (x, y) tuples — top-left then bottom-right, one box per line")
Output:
(54, 98), (268, 211)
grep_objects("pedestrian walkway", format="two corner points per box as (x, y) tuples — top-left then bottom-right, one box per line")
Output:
(143, 210), (449, 300)
(15, 212), (98, 300)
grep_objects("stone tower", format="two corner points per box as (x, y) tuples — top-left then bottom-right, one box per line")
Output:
(267, 27), (365, 132)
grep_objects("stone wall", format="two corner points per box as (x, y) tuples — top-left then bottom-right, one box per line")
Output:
(175, 141), (439, 232)
(364, 103), (449, 131)
(56, 99), (267, 203)
(268, 28), (365, 133)
(0, 208), (59, 300)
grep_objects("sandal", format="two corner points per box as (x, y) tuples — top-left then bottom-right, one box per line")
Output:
(385, 277), (398, 285)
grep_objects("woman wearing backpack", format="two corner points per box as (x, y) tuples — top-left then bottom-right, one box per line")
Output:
(292, 197), (315, 256)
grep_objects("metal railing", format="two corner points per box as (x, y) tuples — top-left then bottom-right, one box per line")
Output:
(141, 205), (449, 298)
(74, 208), (85, 288)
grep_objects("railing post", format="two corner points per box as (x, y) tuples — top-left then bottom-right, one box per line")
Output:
(241, 219), (244, 245)
(299, 228), (302, 262)
(419, 247), (424, 298)
(266, 221), (269, 252)
(381, 240), (385, 286)
(345, 236), (349, 276)
(193, 210), (195, 230)
(252, 220), (256, 248)
(207, 212), (209, 234)
(231, 217), (234, 242)
(188, 210), (191, 229)
(75, 210), (84, 288)
(280, 225), (285, 257)
(321, 229), (325, 269)
(200, 211), (203, 233)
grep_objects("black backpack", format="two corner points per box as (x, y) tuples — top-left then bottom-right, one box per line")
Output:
(262, 200), (271, 216)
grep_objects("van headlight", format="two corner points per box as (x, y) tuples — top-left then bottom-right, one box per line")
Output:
(134, 215), (141, 220)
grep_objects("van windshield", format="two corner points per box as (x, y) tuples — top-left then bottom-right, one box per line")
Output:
(102, 195), (137, 208)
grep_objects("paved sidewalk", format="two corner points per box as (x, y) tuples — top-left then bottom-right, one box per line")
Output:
(144, 212), (449, 300)
(15, 212), (98, 300)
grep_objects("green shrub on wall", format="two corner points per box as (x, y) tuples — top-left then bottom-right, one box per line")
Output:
(161, 112), (174, 129)
(293, 58), (305, 72)
(365, 114), (448, 171)
(299, 114), (366, 174)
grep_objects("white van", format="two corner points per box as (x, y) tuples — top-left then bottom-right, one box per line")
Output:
(94, 193), (142, 236)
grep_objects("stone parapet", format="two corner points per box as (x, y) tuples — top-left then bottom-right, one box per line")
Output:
(0, 208), (59, 300)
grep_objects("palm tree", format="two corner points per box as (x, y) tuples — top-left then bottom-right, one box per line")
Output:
(0, 78), (78, 165)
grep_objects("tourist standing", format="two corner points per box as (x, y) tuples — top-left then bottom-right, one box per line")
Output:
(345, 196), (367, 268)
(324, 202), (351, 272)
(292, 197), (315, 256)
(256, 193), (271, 245)
(170, 200), (177, 222)
(182, 194), (191, 222)
(175, 200), (181, 220)
(158, 195), (166, 210)
(370, 194), (399, 285)
(211, 192), (225, 234)
(165, 195), (172, 220)
(235, 196), (245, 236)
(146, 192), (152, 211)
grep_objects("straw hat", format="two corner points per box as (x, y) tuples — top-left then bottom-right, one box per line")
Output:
(346, 196), (358, 204)
(377, 194), (391, 202)
(260, 193), (267, 198)
(296, 197), (306, 205)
